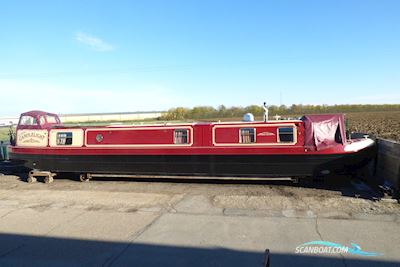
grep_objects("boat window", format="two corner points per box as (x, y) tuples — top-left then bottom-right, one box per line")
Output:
(39, 116), (46, 125)
(46, 115), (58, 124)
(240, 128), (255, 143)
(278, 127), (294, 142)
(56, 132), (73, 145)
(174, 129), (188, 144)
(19, 116), (38, 126)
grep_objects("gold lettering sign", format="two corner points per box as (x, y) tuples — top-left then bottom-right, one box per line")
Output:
(17, 130), (48, 147)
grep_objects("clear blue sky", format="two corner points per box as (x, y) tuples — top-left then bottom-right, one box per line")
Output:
(1, 0), (399, 116)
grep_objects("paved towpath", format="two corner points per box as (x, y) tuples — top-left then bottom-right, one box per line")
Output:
(0, 174), (399, 266)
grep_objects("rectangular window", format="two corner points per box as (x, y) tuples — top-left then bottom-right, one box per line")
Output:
(174, 129), (188, 144)
(278, 127), (294, 142)
(46, 115), (58, 124)
(19, 116), (38, 126)
(240, 128), (255, 143)
(56, 132), (73, 145)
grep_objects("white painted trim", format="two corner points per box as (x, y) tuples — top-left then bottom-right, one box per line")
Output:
(212, 123), (297, 146)
(49, 129), (84, 147)
(103, 120), (302, 127)
(276, 126), (297, 144)
(344, 138), (375, 152)
(210, 120), (302, 125)
(84, 126), (194, 147)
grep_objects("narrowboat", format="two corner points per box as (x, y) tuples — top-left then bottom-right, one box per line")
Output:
(8, 107), (376, 182)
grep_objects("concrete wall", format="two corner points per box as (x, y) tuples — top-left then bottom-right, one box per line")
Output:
(376, 138), (400, 197)
(59, 111), (165, 123)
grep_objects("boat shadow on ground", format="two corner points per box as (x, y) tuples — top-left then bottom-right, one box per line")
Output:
(0, 233), (398, 267)
(0, 161), (382, 201)
(55, 172), (382, 201)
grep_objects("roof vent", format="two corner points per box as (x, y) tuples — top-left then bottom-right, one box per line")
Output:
(243, 113), (254, 122)
(273, 115), (281, 120)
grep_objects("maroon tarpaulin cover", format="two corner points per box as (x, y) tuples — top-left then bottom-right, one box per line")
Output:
(301, 114), (346, 151)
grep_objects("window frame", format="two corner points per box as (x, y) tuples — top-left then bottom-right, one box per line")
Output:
(46, 115), (59, 124)
(239, 128), (256, 144)
(174, 129), (189, 144)
(56, 132), (73, 145)
(277, 127), (294, 143)
(19, 115), (38, 126)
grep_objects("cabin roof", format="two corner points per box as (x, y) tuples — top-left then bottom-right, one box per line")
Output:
(20, 110), (59, 117)
(301, 113), (345, 121)
(90, 119), (303, 129)
(209, 120), (302, 125)
(59, 111), (165, 116)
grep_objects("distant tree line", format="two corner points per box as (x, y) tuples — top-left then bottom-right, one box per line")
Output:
(160, 104), (400, 120)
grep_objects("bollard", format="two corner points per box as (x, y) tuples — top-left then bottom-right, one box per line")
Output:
(4, 144), (9, 161)
(0, 142), (4, 161)
(0, 141), (8, 161)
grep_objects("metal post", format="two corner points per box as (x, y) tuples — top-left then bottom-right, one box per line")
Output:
(263, 102), (268, 122)
(0, 141), (5, 161)
(0, 143), (3, 161)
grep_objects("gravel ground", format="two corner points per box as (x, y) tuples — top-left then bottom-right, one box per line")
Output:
(0, 174), (398, 219)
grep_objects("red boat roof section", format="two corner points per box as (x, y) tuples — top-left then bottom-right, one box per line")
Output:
(17, 111), (348, 151)
(20, 110), (59, 117)
(302, 114), (347, 151)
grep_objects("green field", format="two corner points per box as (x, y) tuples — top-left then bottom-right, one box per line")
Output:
(0, 127), (14, 144)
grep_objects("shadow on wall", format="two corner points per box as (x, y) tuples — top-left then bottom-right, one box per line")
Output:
(0, 233), (398, 267)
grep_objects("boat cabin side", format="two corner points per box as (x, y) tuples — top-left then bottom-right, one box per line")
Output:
(13, 110), (305, 149)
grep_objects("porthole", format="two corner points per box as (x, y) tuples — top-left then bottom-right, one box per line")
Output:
(96, 134), (103, 142)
